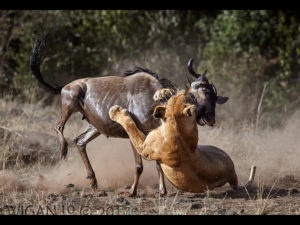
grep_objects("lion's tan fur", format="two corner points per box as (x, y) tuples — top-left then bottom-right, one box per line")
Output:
(109, 90), (255, 193)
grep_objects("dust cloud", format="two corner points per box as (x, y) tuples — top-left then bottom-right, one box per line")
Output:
(1, 110), (299, 193)
(197, 110), (300, 186)
(35, 135), (163, 192)
(38, 110), (300, 192)
(0, 170), (26, 192)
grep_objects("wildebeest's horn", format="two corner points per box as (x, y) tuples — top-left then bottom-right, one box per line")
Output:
(187, 58), (200, 79)
(211, 82), (217, 96)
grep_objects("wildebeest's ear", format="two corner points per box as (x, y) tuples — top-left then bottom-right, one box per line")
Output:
(153, 106), (166, 119)
(216, 96), (229, 104)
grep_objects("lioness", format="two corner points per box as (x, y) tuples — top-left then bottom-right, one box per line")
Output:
(109, 90), (255, 193)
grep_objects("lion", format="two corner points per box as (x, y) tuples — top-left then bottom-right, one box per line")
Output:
(109, 90), (256, 193)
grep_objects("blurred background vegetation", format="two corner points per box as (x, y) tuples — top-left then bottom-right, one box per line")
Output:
(0, 10), (299, 128)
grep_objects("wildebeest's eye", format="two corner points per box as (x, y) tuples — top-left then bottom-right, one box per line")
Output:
(189, 93), (197, 104)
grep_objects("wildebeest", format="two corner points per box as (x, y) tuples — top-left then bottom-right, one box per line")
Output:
(30, 36), (228, 196)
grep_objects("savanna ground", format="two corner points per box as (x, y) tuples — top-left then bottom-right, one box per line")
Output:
(1, 90), (300, 215)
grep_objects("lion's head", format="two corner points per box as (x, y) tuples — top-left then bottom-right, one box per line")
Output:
(153, 90), (197, 125)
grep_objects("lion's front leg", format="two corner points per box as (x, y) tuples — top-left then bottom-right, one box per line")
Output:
(109, 106), (161, 161)
(109, 105), (146, 156)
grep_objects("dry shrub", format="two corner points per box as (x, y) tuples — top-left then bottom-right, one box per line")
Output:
(0, 170), (26, 192)
(197, 110), (300, 186)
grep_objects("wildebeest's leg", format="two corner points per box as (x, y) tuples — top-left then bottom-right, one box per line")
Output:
(128, 144), (167, 197)
(156, 161), (167, 195)
(127, 142), (143, 197)
(55, 85), (86, 159)
(55, 104), (73, 159)
(153, 88), (173, 196)
(74, 123), (100, 190)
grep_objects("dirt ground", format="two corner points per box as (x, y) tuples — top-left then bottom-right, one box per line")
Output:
(1, 180), (300, 215)
(1, 98), (300, 215)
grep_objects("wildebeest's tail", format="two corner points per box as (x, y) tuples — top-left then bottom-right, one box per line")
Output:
(30, 35), (62, 94)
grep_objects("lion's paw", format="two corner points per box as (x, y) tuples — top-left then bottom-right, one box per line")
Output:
(109, 105), (129, 122)
(153, 88), (175, 102)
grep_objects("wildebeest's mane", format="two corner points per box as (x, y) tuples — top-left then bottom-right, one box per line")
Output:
(123, 66), (176, 90)
(124, 67), (159, 79)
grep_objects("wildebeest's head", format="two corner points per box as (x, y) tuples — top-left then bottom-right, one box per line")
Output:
(186, 58), (228, 126)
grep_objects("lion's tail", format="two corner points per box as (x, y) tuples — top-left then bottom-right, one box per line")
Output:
(238, 165), (256, 190)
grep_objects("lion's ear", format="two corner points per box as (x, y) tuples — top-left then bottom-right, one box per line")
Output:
(153, 106), (166, 119)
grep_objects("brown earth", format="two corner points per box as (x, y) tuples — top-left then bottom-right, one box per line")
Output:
(1, 179), (300, 215)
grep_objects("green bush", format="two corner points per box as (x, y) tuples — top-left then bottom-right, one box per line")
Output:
(0, 10), (299, 127)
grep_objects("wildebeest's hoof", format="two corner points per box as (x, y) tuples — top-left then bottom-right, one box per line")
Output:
(87, 176), (98, 191)
(124, 188), (137, 197)
(159, 189), (167, 196)
(90, 179), (98, 191)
